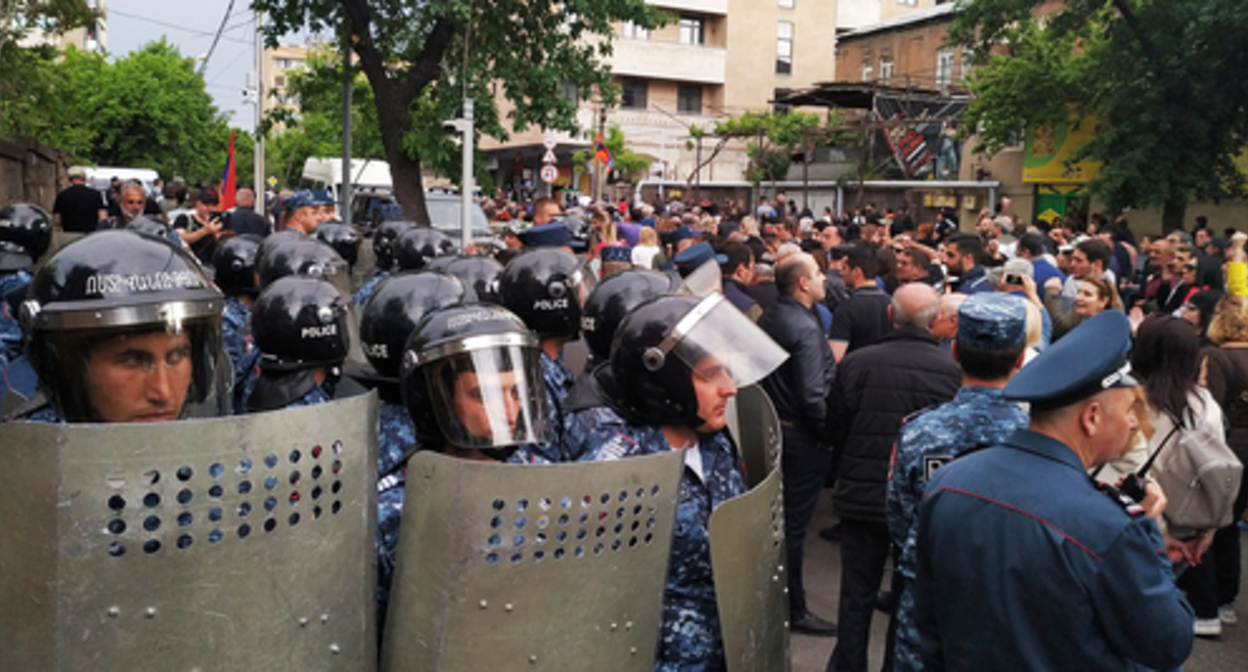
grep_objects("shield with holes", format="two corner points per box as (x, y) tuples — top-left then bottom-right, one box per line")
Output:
(710, 385), (789, 672)
(726, 384), (783, 488)
(381, 449), (684, 671)
(0, 391), (379, 671)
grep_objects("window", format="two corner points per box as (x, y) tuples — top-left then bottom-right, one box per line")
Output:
(776, 22), (794, 75)
(679, 16), (705, 45)
(961, 49), (974, 82)
(779, 0), (795, 7)
(879, 56), (894, 82)
(773, 88), (792, 115)
(274, 58), (302, 71)
(560, 80), (579, 102)
(677, 84), (703, 114)
(622, 21), (649, 40)
(620, 79), (648, 110)
(936, 48), (955, 86)
(861, 58), (873, 82)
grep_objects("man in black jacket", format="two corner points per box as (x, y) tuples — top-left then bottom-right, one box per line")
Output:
(825, 282), (961, 672)
(759, 252), (838, 636)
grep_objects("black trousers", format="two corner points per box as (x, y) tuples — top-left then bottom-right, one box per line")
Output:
(781, 424), (833, 618)
(827, 518), (892, 672)
(1177, 481), (1247, 617)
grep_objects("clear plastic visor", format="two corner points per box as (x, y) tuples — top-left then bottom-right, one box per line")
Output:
(426, 346), (550, 449)
(569, 264), (598, 308)
(679, 259), (723, 298)
(668, 294), (789, 388)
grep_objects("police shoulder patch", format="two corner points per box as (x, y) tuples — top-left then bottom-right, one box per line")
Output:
(596, 433), (635, 462)
(922, 454), (953, 481)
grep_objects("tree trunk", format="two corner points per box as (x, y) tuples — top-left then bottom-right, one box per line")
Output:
(1162, 199), (1186, 233)
(373, 84), (429, 225)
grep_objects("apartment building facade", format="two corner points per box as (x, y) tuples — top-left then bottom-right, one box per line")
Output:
(479, 0), (841, 198)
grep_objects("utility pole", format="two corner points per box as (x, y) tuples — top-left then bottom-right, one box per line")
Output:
(460, 98), (474, 250)
(593, 106), (607, 204)
(253, 11), (265, 205)
(340, 34), (353, 222)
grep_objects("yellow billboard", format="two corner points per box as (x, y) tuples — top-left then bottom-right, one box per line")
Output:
(1022, 116), (1101, 184)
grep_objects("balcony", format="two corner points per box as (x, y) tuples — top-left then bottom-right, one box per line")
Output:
(650, 0), (728, 15)
(610, 38), (727, 85)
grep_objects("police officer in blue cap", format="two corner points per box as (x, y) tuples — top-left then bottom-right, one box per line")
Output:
(886, 293), (1030, 672)
(912, 310), (1194, 671)
(281, 190), (326, 235)
(520, 221), (588, 253)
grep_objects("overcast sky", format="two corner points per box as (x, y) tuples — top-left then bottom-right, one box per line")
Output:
(105, 0), (316, 129)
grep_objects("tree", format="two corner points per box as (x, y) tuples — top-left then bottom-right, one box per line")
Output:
(256, 0), (667, 224)
(0, 0), (98, 139)
(14, 40), (236, 185)
(950, 0), (1248, 231)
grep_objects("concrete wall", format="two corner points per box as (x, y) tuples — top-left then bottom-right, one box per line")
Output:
(0, 138), (69, 211)
(879, 0), (939, 23)
(722, 0), (838, 113)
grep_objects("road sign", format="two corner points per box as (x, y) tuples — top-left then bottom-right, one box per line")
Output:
(543, 136), (558, 150)
(540, 165), (558, 184)
(267, 176), (277, 188)
(542, 149), (557, 164)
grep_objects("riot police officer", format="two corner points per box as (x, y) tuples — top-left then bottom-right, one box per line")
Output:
(562, 268), (679, 460)
(442, 254), (504, 304)
(0, 203), (52, 365)
(378, 303), (551, 622)
(354, 219), (414, 307)
(256, 236), (352, 296)
(12, 229), (229, 423)
(213, 234), (263, 409)
(244, 275), (352, 413)
(351, 271), (472, 493)
(498, 247), (596, 461)
(392, 226), (457, 273)
(313, 221), (362, 271)
(579, 292), (788, 671)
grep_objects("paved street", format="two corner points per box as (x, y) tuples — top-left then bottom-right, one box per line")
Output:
(791, 489), (1248, 671)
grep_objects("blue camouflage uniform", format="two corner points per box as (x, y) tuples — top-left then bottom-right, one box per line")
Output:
(233, 349), (261, 414)
(283, 382), (333, 408)
(0, 354), (38, 402)
(221, 296), (254, 393)
(912, 310), (1194, 672)
(531, 350), (574, 462)
(355, 270), (388, 308)
(0, 269), (32, 365)
(577, 413), (746, 672)
(886, 386), (1027, 672)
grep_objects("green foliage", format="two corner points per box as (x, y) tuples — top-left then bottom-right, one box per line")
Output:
(603, 124), (650, 184)
(0, 0), (99, 139)
(950, 0), (1248, 220)
(698, 110), (838, 187)
(255, 0), (669, 220)
(5, 39), (235, 185)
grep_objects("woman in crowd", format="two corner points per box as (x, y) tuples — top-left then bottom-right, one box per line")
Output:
(1132, 316), (1232, 637)
(1195, 295), (1248, 635)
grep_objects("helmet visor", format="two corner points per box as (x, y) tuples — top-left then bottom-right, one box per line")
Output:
(569, 263), (598, 308)
(425, 343), (550, 449)
(669, 293), (788, 388)
(680, 259), (722, 298)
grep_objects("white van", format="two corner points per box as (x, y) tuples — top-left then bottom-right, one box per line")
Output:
(300, 157), (394, 202)
(83, 166), (161, 195)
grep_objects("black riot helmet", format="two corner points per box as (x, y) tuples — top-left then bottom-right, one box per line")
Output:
(393, 227), (457, 271)
(212, 234), (263, 297)
(22, 229), (229, 421)
(313, 221), (362, 269)
(251, 276), (351, 372)
(443, 255), (504, 304)
(360, 271), (472, 379)
(497, 247), (596, 339)
(400, 303), (550, 452)
(372, 219), (415, 272)
(425, 254), (458, 273)
(256, 237), (351, 295)
(257, 228), (305, 264)
(0, 202), (53, 271)
(581, 269), (680, 364)
(125, 215), (171, 240)
(610, 293), (787, 429)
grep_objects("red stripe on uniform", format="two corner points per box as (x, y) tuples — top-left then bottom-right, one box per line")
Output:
(931, 486), (1103, 562)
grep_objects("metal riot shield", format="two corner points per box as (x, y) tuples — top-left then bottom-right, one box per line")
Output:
(711, 384), (789, 672)
(381, 449), (685, 672)
(727, 384), (783, 489)
(0, 392), (380, 671)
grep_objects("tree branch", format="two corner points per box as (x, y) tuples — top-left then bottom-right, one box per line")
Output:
(1109, 0), (1160, 71)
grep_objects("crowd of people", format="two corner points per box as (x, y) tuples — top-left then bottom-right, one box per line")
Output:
(1, 173), (1245, 671)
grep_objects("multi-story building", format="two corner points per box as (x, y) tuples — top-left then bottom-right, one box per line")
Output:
(838, 0), (943, 34)
(17, 0), (108, 54)
(262, 44), (312, 118)
(480, 0), (843, 198)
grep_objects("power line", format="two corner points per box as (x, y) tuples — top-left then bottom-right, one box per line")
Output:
(108, 7), (251, 46)
(197, 0), (238, 76)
